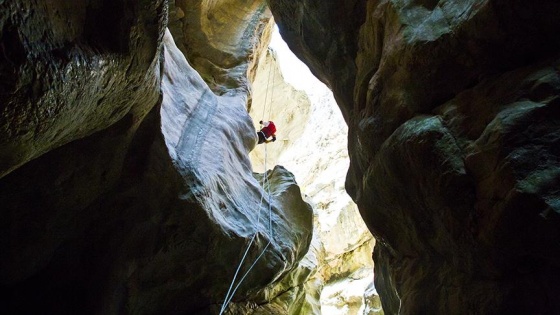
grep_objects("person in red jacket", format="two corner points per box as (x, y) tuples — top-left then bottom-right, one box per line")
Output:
(257, 120), (276, 144)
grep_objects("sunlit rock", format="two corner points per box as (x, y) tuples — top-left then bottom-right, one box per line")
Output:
(169, 0), (273, 94)
(363, 282), (384, 315)
(249, 30), (375, 314)
(128, 29), (313, 313)
(8, 0), (560, 313)
(320, 269), (373, 315)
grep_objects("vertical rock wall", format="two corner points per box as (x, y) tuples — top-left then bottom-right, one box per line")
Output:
(156, 29), (313, 313)
(268, 0), (560, 314)
(170, 0), (273, 94)
(0, 0), (167, 313)
(1, 1), (314, 314)
(0, 0), (167, 286)
(0, 0), (166, 178)
(249, 31), (378, 314)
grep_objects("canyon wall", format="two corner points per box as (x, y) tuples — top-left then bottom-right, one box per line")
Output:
(1, 1), (314, 314)
(269, 0), (560, 314)
(4, 0), (559, 314)
(249, 32), (379, 314)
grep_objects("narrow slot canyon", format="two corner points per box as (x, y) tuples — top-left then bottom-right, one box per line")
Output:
(1, 1), (560, 314)
(248, 27), (378, 314)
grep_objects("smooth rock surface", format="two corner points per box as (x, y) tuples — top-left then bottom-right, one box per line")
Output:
(268, 0), (560, 314)
(170, 0), (273, 94)
(1, 2), (313, 314)
(0, 0), (167, 288)
(249, 30), (376, 314)
(0, 0), (166, 178)
(5, 0), (559, 313)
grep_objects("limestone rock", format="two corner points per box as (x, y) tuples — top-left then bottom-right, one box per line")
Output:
(1, 1), (314, 314)
(169, 0), (273, 95)
(128, 29), (313, 314)
(363, 282), (384, 315)
(0, 0), (167, 178)
(269, 0), (560, 314)
(249, 30), (376, 314)
(249, 48), (311, 170)
(0, 0), (167, 287)
(267, 0), (367, 121)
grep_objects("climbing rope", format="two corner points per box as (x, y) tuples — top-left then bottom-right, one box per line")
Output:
(219, 49), (277, 315)
(219, 148), (273, 314)
(261, 49), (275, 121)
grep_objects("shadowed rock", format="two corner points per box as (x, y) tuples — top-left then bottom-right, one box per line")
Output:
(5, 0), (559, 313)
(269, 0), (560, 313)
(0, 0), (166, 178)
(0, 1), (313, 314)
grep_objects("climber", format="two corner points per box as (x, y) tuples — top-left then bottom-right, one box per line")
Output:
(257, 120), (276, 144)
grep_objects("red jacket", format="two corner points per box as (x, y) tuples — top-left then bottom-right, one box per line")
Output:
(261, 121), (276, 138)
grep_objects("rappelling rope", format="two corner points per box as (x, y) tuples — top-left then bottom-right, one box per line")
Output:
(219, 149), (273, 314)
(220, 150), (273, 312)
(266, 54), (275, 235)
(219, 187), (268, 314)
(261, 49), (274, 121)
(219, 50), (276, 315)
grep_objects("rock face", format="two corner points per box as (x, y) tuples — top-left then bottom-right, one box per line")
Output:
(249, 31), (377, 314)
(269, 0), (560, 314)
(4, 0), (560, 314)
(1, 1), (313, 314)
(1, 0), (167, 295)
(169, 0), (273, 95)
(0, 0), (166, 178)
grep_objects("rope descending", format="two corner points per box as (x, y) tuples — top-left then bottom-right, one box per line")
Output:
(219, 50), (277, 315)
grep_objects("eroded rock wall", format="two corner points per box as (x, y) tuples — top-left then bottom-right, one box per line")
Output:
(0, 0), (167, 288)
(157, 30), (313, 313)
(249, 32), (377, 314)
(0, 0), (166, 178)
(1, 1), (313, 314)
(269, 0), (560, 314)
(169, 0), (272, 95)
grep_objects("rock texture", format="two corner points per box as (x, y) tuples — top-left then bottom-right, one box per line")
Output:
(0, 0), (167, 288)
(128, 29), (312, 314)
(249, 31), (378, 314)
(0, 0), (166, 178)
(5, 0), (559, 314)
(269, 0), (560, 314)
(169, 0), (272, 95)
(1, 1), (313, 314)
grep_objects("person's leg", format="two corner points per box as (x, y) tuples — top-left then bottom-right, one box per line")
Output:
(257, 131), (265, 144)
